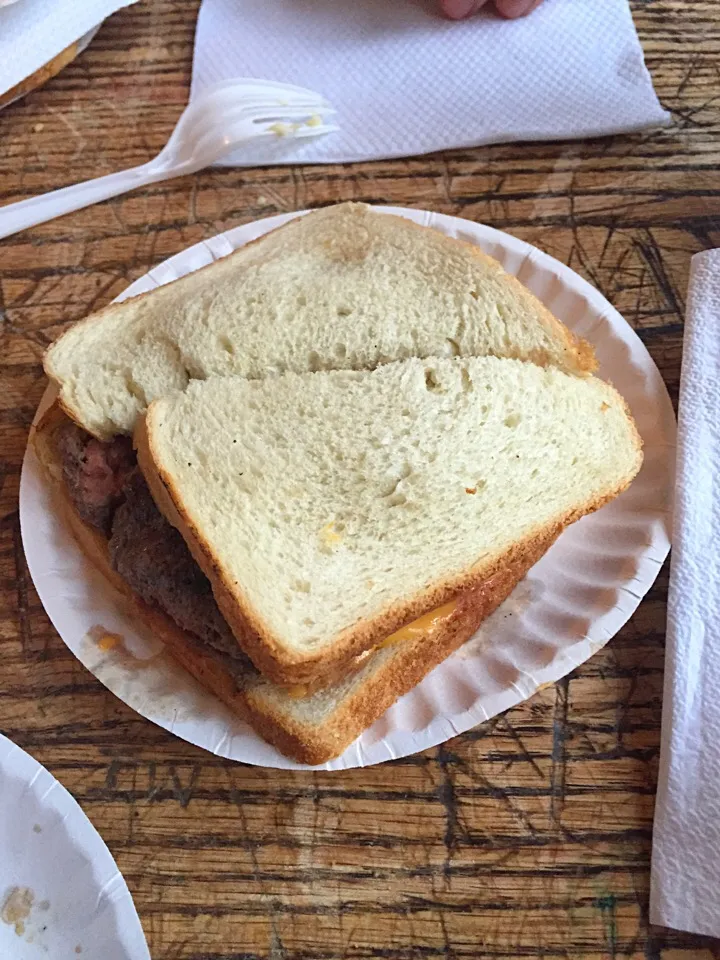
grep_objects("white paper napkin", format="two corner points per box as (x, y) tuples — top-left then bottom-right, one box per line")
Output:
(0, 0), (137, 104)
(191, 0), (670, 166)
(650, 249), (720, 938)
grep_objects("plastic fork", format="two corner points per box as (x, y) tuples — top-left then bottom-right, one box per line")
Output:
(0, 79), (337, 240)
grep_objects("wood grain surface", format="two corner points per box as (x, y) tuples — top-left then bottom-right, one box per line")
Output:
(0, 1), (718, 957)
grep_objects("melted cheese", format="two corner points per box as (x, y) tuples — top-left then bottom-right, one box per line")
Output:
(281, 600), (459, 700)
(319, 522), (343, 548)
(379, 599), (459, 649)
(96, 632), (122, 652)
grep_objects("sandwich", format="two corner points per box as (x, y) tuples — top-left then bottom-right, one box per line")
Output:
(43, 202), (595, 441)
(34, 203), (641, 764)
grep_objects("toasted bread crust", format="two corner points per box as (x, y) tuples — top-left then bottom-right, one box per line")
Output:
(0, 39), (85, 111)
(165, 567), (529, 766)
(34, 404), (558, 764)
(137, 400), (640, 688)
(239, 539), (559, 765)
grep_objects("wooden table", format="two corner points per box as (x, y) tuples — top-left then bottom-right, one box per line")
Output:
(1, 2), (718, 957)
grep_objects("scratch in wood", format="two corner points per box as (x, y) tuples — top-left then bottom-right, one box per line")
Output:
(146, 761), (161, 802)
(188, 179), (199, 226)
(436, 743), (460, 888)
(500, 716), (545, 780)
(595, 893), (618, 960)
(127, 760), (138, 846)
(438, 906), (457, 960)
(259, 182), (293, 213)
(169, 763), (201, 808)
(598, 221), (617, 267)
(47, 105), (87, 164)
(11, 514), (33, 656)
(226, 775), (295, 958)
(676, 53), (700, 100)
(268, 912), (287, 960)
(439, 157), (456, 210)
(634, 229), (685, 322)
(549, 676), (570, 829)
(631, 263), (650, 326)
(104, 758), (123, 789)
(459, 715), (502, 744)
(686, 220), (720, 254)
(290, 165), (308, 211)
(673, 94), (720, 131)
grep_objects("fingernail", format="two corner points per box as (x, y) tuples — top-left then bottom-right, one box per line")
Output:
(442, 0), (479, 20)
(497, 0), (541, 17)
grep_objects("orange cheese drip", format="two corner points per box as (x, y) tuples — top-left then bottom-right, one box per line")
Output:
(379, 599), (459, 649)
(96, 632), (122, 652)
(281, 599), (459, 700)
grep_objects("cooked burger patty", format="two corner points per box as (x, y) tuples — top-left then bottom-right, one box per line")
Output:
(57, 421), (250, 675)
(109, 471), (249, 667)
(57, 421), (135, 535)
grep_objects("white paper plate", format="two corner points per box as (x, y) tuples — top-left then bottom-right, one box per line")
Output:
(1, 26), (100, 109)
(0, 734), (149, 958)
(20, 207), (675, 771)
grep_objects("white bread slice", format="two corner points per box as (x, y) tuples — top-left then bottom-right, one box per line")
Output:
(32, 403), (558, 765)
(137, 356), (642, 687)
(44, 202), (595, 441)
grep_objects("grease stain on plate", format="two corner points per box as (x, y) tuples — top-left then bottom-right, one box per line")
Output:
(0, 733), (150, 957)
(459, 578), (544, 658)
(82, 624), (220, 726)
(1, 886), (34, 936)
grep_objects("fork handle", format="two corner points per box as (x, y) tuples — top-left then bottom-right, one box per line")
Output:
(0, 160), (178, 241)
